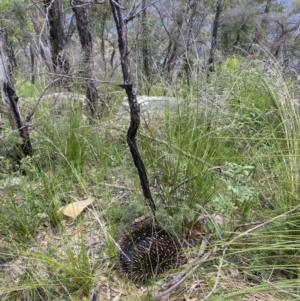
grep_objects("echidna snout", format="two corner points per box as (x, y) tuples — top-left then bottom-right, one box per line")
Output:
(119, 225), (182, 282)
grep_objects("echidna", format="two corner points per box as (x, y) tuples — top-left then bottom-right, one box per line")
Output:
(119, 224), (182, 282)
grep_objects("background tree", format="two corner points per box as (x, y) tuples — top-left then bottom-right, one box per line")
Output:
(208, 0), (223, 73)
(141, 0), (150, 85)
(70, 0), (103, 115)
(0, 29), (32, 158)
(44, 0), (70, 88)
(219, 1), (258, 55)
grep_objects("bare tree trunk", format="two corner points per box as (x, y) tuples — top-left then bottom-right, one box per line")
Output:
(100, 21), (107, 74)
(247, 26), (259, 54)
(264, 0), (272, 14)
(28, 10), (54, 76)
(44, 0), (69, 88)
(29, 44), (35, 85)
(208, 0), (223, 73)
(70, 0), (102, 115)
(0, 29), (32, 157)
(98, 6), (111, 76)
(109, 0), (156, 216)
(141, 0), (150, 82)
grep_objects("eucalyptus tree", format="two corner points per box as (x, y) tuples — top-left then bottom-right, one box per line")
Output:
(157, 0), (208, 80)
(0, 29), (32, 158)
(218, 0), (300, 69)
(0, 0), (38, 83)
(219, 1), (260, 55)
(44, 0), (70, 88)
(141, 0), (150, 82)
(87, 2), (112, 75)
(208, 0), (223, 73)
(125, 0), (211, 87)
(70, 0), (104, 115)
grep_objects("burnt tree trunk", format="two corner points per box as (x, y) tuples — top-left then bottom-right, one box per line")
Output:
(208, 0), (223, 73)
(0, 29), (32, 157)
(109, 0), (156, 216)
(71, 0), (102, 115)
(44, 0), (69, 88)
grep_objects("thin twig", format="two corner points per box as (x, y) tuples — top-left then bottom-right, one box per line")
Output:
(169, 175), (198, 194)
(110, 0), (156, 216)
(229, 205), (300, 244)
(70, 0), (106, 7)
(26, 71), (135, 86)
(25, 78), (61, 123)
(232, 221), (264, 234)
(142, 134), (213, 167)
(125, 0), (161, 23)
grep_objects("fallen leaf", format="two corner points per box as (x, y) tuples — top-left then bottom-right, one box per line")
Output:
(77, 290), (85, 299)
(59, 198), (94, 219)
(132, 215), (150, 224)
(189, 214), (206, 240)
(189, 213), (226, 240)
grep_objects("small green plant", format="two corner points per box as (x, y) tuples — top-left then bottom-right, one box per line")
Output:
(3, 268), (50, 301)
(0, 184), (42, 241)
(15, 77), (43, 98)
(64, 109), (87, 173)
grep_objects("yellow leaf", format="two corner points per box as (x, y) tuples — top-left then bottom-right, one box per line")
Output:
(59, 198), (94, 219)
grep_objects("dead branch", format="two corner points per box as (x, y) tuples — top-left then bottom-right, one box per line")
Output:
(109, 0), (156, 215)
(25, 78), (61, 123)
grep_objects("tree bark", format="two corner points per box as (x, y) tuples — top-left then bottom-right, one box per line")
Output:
(109, 0), (156, 216)
(141, 0), (150, 81)
(264, 0), (272, 14)
(208, 0), (223, 73)
(28, 10), (54, 76)
(70, 0), (102, 115)
(30, 44), (35, 85)
(44, 0), (69, 88)
(0, 29), (32, 157)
